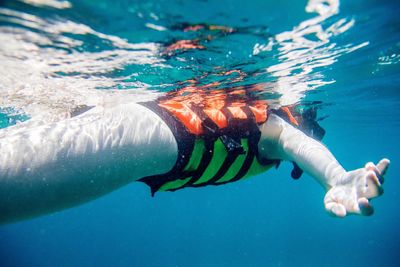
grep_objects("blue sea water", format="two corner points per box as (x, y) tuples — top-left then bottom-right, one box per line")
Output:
(0, 0), (400, 266)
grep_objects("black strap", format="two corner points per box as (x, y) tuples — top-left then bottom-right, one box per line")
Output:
(171, 105), (247, 188)
(137, 101), (279, 194)
(183, 105), (243, 188)
(226, 106), (259, 183)
(197, 107), (245, 185)
(291, 163), (303, 179)
(243, 106), (280, 167)
(137, 101), (196, 196)
(236, 106), (280, 180)
(198, 108), (242, 185)
(183, 105), (218, 187)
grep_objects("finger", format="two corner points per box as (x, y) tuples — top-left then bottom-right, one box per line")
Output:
(376, 158), (390, 176)
(365, 162), (385, 185)
(365, 171), (384, 198)
(325, 202), (347, 218)
(358, 197), (374, 216)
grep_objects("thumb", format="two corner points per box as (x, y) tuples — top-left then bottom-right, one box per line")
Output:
(325, 200), (347, 218)
(358, 197), (374, 216)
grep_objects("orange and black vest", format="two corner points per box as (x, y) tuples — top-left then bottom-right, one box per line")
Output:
(139, 91), (325, 196)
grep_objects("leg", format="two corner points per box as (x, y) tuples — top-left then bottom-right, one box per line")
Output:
(258, 114), (390, 217)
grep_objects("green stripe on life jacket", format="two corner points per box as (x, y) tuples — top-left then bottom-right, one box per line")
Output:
(214, 139), (249, 184)
(244, 156), (274, 179)
(157, 139), (205, 192)
(158, 177), (192, 192)
(157, 137), (275, 192)
(183, 139), (205, 172)
(137, 101), (279, 195)
(193, 138), (228, 185)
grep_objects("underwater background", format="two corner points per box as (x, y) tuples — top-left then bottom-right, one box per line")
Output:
(0, 0), (399, 266)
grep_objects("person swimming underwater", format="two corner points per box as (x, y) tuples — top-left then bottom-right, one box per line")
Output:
(0, 84), (390, 224)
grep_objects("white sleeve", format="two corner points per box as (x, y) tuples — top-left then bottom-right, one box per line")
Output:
(258, 114), (388, 217)
(258, 114), (345, 189)
(0, 103), (178, 223)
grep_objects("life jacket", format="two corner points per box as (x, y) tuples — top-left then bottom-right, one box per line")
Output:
(138, 89), (325, 196)
(138, 88), (277, 196)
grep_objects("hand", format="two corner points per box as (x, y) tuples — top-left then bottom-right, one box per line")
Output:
(324, 158), (390, 217)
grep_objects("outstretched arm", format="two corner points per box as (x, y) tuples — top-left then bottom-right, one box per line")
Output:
(258, 114), (390, 217)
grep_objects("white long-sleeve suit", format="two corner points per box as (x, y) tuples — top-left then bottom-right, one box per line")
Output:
(0, 102), (388, 223)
